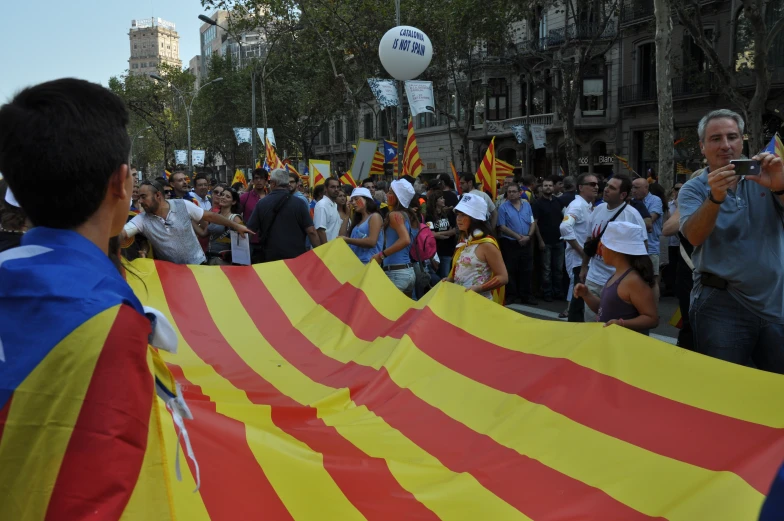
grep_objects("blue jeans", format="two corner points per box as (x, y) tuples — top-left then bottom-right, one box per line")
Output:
(540, 242), (565, 298)
(690, 286), (784, 373)
(386, 267), (415, 297)
(436, 255), (453, 279)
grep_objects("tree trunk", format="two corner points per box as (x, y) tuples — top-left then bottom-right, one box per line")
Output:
(654, 0), (675, 191)
(563, 114), (579, 179)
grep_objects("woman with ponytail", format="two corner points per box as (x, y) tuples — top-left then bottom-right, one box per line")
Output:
(574, 221), (658, 333)
(445, 193), (508, 303)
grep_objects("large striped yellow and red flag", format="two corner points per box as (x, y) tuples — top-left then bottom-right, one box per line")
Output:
(476, 136), (497, 199)
(104, 239), (784, 520)
(403, 118), (423, 178)
(496, 158), (515, 180)
(370, 150), (385, 176)
(231, 169), (248, 189)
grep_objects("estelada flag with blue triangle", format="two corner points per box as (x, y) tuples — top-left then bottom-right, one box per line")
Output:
(383, 140), (398, 163)
(762, 133), (784, 157)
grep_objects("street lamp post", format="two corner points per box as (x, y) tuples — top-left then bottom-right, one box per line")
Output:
(395, 0), (405, 178)
(150, 74), (223, 174)
(130, 125), (152, 168)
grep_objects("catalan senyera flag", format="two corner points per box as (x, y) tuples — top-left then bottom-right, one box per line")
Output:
(403, 118), (423, 178)
(232, 169), (248, 189)
(451, 161), (462, 195)
(265, 137), (285, 171)
(370, 150), (385, 176)
(111, 238), (784, 520)
(615, 154), (638, 177)
(496, 158), (515, 180)
(340, 171), (357, 188)
(477, 136), (497, 199)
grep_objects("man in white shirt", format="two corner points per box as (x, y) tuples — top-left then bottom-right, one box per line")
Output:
(559, 173), (598, 322)
(581, 174), (648, 321)
(314, 177), (341, 243)
(192, 173), (213, 211)
(459, 172), (498, 228)
(121, 179), (250, 264)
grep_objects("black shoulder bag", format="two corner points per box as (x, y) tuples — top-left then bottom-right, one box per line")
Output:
(583, 202), (628, 258)
(258, 193), (292, 262)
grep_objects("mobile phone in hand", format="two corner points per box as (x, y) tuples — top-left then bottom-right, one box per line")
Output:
(730, 159), (761, 176)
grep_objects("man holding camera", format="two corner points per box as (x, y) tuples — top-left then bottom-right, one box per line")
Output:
(679, 109), (784, 372)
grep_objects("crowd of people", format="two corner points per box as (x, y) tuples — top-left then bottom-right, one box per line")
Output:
(1, 80), (783, 374)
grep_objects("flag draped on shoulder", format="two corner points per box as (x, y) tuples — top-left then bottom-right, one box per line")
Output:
(476, 136), (497, 199)
(403, 118), (423, 178)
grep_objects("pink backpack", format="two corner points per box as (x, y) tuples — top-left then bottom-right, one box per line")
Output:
(410, 222), (437, 262)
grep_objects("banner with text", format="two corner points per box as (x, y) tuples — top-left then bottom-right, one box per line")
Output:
(404, 80), (435, 117)
(174, 150), (187, 165)
(192, 150), (205, 166)
(233, 127), (252, 145)
(531, 125), (547, 149)
(367, 78), (399, 108)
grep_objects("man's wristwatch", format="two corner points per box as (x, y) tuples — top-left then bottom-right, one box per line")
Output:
(708, 191), (725, 204)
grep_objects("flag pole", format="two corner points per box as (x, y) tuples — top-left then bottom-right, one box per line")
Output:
(395, 0), (404, 179)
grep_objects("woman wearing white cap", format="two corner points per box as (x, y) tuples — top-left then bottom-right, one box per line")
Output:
(372, 179), (417, 296)
(341, 187), (384, 264)
(574, 221), (658, 333)
(445, 193), (508, 302)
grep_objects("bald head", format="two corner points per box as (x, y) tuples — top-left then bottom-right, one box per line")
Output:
(631, 178), (649, 200)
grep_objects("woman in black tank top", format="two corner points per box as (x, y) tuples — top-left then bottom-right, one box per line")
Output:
(574, 222), (659, 333)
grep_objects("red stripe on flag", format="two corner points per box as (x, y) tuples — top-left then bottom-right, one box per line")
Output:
(288, 252), (784, 495)
(0, 394), (12, 448)
(45, 305), (153, 521)
(165, 363), (293, 521)
(155, 262), (439, 521)
(225, 265), (659, 520)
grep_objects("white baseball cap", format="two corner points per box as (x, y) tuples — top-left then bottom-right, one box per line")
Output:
(350, 187), (373, 200)
(601, 221), (648, 256)
(390, 179), (415, 208)
(454, 193), (488, 221)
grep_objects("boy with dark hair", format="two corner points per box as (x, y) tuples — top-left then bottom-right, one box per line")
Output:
(0, 78), (175, 518)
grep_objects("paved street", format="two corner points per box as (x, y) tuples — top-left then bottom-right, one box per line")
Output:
(506, 295), (681, 344)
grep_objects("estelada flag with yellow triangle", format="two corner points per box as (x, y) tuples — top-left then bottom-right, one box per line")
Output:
(340, 171), (357, 188)
(476, 136), (497, 199)
(232, 169), (248, 189)
(403, 118), (423, 178)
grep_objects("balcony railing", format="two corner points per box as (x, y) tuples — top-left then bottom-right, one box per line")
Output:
(482, 114), (555, 136)
(619, 74), (716, 106)
(546, 22), (617, 47)
(620, 0), (655, 24)
(736, 66), (784, 87)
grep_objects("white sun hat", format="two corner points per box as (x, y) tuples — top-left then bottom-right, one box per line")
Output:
(390, 179), (415, 208)
(454, 193), (488, 221)
(601, 221), (648, 256)
(350, 187), (373, 200)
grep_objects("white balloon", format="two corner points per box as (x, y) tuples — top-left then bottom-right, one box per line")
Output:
(378, 26), (433, 81)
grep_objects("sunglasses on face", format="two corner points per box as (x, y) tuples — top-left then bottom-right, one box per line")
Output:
(581, 182), (599, 187)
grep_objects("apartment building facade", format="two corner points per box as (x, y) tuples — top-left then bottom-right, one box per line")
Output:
(128, 18), (182, 77)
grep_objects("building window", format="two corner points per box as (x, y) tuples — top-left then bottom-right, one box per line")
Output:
(334, 119), (343, 144)
(684, 28), (714, 73)
(636, 42), (656, 85)
(379, 110), (389, 138)
(321, 124), (330, 146)
(520, 78), (529, 116)
(487, 78), (509, 121)
(346, 117), (356, 142)
(581, 61), (606, 116)
(364, 113), (374, 139)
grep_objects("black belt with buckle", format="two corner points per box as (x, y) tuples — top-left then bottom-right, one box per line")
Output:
(701, 272), (728, 290)
(383, 263), (413, 272)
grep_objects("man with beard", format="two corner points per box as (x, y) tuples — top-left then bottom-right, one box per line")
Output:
(580, 174), (647, 321)
(168, 170), (199, 205)
(533, 176), (566, 301)
(122, 178), (251, 264)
